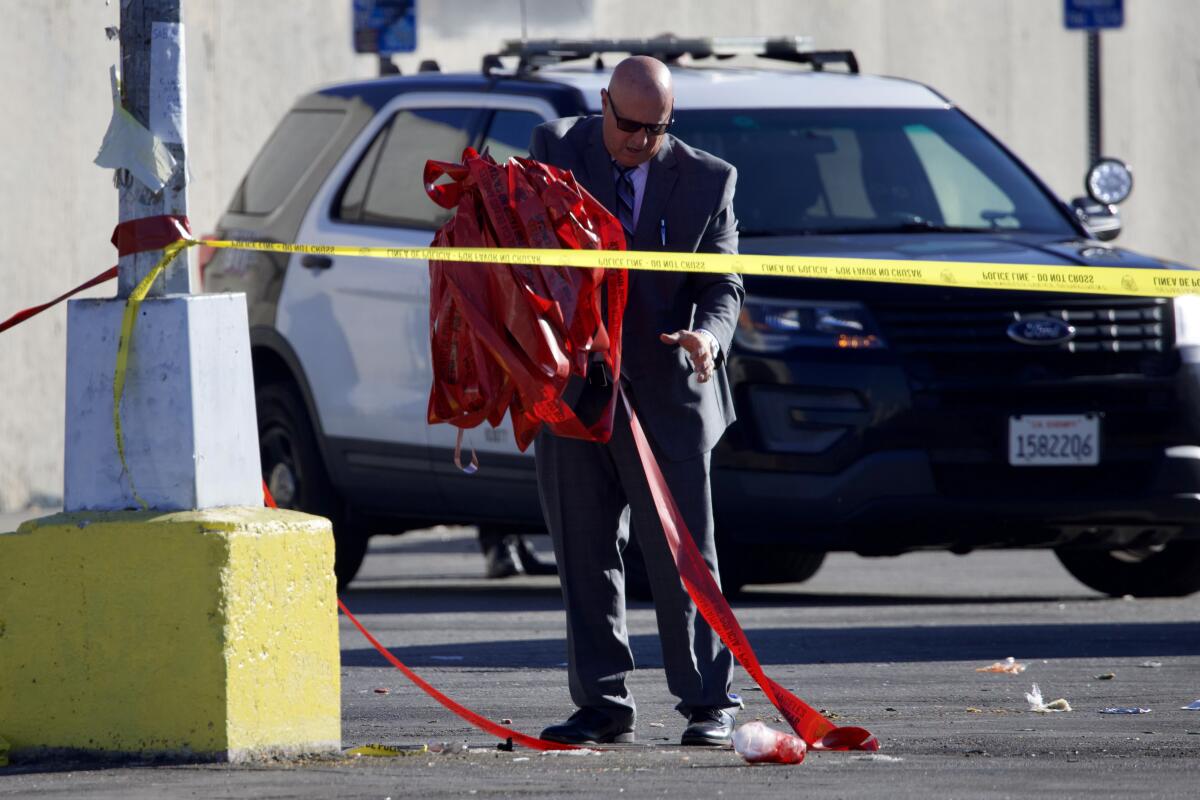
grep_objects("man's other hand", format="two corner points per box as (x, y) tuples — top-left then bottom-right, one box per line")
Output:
(660, 329), (716, 383)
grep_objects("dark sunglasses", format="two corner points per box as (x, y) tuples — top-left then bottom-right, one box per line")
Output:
(606, 92), (673, 137)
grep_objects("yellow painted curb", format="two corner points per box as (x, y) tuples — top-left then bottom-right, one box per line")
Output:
(0, 507), (340, 761)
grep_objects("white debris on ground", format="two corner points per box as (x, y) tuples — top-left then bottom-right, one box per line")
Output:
(1026, 683), (1072, 713)
(976, 656), (1027, 674)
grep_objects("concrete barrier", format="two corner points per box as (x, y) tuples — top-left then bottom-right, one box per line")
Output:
(0, 507), (340, 761)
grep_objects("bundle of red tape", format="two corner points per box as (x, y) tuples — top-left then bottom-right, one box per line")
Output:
(420, 149), (877, 753)
(425, 148), (628, 452)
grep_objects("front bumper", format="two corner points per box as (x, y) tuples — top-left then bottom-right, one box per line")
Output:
(713, 446), (1200, 552)
(714, 355), (1200, 552)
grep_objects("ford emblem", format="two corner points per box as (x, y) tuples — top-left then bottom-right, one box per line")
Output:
(1007, 318), (1075, 346)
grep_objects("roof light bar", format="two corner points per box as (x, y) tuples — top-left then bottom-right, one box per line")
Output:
(482, 36), (857, 76)
(499, 36), (815, 62)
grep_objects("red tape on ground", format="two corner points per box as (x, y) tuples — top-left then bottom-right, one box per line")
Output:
(263, 481), (580, 751)
(623, 391), (878, 752)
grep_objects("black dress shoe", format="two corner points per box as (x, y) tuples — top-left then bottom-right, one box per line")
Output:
(541, 707), (635, 745)
(681, 707), (736, 746)
(479, 531), (522, 579)
(514, 536), (558, 576)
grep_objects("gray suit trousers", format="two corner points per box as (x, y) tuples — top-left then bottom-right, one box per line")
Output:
(534, 393), (736, 725)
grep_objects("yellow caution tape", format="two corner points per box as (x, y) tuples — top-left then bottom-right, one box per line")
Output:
(113, 240), (189, 510)
(112, 237), (1199, 508)
(201, 238), (1200, 298)
(346, 743), (429, 757)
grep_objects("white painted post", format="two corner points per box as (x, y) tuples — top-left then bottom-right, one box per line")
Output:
(117, 0), (192, 297)
(64, 0), (262, 511)
(2, 4), (340, 761)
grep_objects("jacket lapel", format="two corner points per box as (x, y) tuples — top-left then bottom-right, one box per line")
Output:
(633, 138), (678, 251)
(583, 119), (617, 215)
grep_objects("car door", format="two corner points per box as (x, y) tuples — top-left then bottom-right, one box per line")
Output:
(277, 92), (555, 520)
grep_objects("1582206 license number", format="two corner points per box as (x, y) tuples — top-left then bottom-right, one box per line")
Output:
(1008, 414), (1100, 466)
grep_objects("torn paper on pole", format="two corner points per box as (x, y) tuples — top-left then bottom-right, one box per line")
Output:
(94, 66), (177, 192)
(149, 22), (186, 146)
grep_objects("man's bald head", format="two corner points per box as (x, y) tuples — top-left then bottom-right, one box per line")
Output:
(601, 56), (675, 167)
(608, 56), (673, 106)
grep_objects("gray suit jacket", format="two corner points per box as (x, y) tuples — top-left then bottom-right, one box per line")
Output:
(529, 115), (744, 460)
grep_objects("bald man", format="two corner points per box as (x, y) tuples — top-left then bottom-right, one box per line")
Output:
(530, 56), (744, 747)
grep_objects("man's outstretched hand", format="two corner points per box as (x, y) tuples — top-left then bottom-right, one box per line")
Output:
(660, 330), (717, 383)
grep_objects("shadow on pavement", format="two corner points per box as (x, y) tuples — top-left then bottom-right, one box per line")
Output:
(341, 584), (564, 614)
(340, 620), (1200, 669)
(339, 583), (1100, 616)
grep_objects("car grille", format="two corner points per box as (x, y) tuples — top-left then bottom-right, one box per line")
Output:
(875, 297), (1176, 381)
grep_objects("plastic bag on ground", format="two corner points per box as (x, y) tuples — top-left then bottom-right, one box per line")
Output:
(733, 721), (807, 764)
(1025, 683), (1072, 713)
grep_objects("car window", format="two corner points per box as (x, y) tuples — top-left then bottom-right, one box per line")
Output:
(238, 109), (345, 215)
(337, 123), (388, 221)
(339, 107), (480, 229)
(480, 109), (544, 163)
(904, 124), (1017, 228)
(669, 108), (1075, 237)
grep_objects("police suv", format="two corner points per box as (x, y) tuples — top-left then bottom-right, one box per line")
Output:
(204, 37), (1200, 596)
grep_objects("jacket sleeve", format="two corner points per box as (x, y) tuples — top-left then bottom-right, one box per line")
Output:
(528, 123), (550, 162)
(691, 165), (744, 362)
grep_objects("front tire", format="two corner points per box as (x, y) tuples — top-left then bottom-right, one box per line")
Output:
(1055, 539), (1200, 597)
(257, 382), (368, 591)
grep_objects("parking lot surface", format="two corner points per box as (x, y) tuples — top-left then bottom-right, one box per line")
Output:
(2, 521), (1197, 799)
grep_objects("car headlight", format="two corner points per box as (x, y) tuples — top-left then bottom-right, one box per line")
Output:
(1174, 294), (1200, 348)
(734, 296), (887, 352)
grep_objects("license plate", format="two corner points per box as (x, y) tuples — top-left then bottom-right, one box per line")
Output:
(1008, 414), (1100, 466)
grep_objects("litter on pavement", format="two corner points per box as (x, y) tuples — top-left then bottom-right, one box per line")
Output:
(1098, 707), (1152, 714)
(1180, 700), (1200, 711)
(1025, 684), (1072, 713)
(977, 657), (1026, 674)
(346, 744), (429, 757)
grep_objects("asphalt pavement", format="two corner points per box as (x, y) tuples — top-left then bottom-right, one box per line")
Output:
(2, 513), (1198, 799)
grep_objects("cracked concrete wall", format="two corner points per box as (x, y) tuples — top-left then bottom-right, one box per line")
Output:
(0, 0), (1196, 510)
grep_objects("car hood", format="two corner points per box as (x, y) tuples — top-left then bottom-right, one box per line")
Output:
(738, 231), (1191, 270)
(736, 232), (1193, 300)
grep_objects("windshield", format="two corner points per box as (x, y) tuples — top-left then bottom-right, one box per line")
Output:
(668, 108), (1077, 237)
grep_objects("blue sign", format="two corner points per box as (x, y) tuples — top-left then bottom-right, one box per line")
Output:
(353, 0), (417, 54)
(1064, 0), (1124, 30)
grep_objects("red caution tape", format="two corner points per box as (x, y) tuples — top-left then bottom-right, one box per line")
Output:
(420, 150), (879, 753)
(426, 149), (627, 451)
(337, 598), (580, 751)
(1, 214), (191, 336)
(110, 214), (192, 257)
(623, 392), (878, 751)
(0, 266), (117, 334)
(264, 480), (580, 751)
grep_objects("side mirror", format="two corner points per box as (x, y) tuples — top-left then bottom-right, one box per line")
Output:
(1070, 197), (1121, 241)
(1072, 158), (1133, 241)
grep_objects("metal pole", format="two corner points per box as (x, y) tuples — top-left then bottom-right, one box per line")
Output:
(117, 0), (191, 298)
(1087, 30), (1101, 168)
